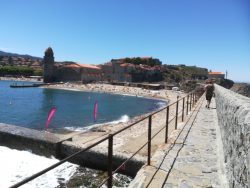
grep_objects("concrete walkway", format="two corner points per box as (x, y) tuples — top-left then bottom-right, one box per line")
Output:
(129, 97), (229, 188)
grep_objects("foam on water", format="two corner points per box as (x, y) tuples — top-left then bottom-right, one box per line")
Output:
(157, 101), (167, 109)
(109, 114), (130, 124)
(0, 146), (78, 188)
(65, 114), (130, 132)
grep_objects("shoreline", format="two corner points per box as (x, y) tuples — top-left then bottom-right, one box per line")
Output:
(38, 82), (185, 157)
(1, 77), (189, 182)
(1, 77), (183, 130)
(1, 77), (184, 155)
(0, 76), (43, 83)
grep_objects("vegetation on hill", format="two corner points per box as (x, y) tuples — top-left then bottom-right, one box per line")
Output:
(121, 57), (162, 67)
(0, 51), (43, 77)
(215, 78), (234, 89)
(0, 51), (42, 60)
(0, 66), (43, 76)
(231, 83), (250, 98)
(162, 64), (208, 83)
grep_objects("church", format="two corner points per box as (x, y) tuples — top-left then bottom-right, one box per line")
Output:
(43, 47), (102, 83)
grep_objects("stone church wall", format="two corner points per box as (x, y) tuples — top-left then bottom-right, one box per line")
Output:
(53, 66), (82, 82)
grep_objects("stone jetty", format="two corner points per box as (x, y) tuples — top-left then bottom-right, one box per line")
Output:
(129, 84), (249, 188)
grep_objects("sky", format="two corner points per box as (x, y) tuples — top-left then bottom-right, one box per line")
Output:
(0, 0), (249, 82)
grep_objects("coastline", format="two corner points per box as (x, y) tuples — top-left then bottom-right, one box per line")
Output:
(39, 82), (185, 158)
(1, 77), (190, 185)
(1, 77), (185, 158)
(0, 76), (42, 82)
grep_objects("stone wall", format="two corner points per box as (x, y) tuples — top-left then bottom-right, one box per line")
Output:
(214, 84), (250, 188)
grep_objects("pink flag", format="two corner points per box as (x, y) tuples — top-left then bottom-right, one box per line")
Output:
(45, 107), (57, 129)
(94, 100), (98, 122)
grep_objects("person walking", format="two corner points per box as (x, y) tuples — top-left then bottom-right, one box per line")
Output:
(204, 80), (214, 109)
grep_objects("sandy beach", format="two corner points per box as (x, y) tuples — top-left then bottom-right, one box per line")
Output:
(2, 77), (187, 160)
(41, 82), (187, 159)
(43, 82), (183, 100)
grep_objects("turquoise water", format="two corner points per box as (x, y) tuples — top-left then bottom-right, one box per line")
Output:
(0, 80), (166, 131)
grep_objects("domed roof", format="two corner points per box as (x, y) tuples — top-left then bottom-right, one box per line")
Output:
(45, 47), (54, 56)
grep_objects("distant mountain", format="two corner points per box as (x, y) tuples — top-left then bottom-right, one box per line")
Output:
(0, 51), (42, 60)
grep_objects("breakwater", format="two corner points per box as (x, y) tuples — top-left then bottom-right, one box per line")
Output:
(214, 84), (250, 188)
(0, 123), (144, 177)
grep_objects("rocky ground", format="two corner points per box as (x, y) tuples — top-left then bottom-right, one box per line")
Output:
(230, 83), (250, 98)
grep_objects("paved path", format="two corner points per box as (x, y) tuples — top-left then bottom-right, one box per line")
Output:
(129, 97), (229, 188)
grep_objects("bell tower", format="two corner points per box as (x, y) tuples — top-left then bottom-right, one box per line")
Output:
(43, 47), (55, 83)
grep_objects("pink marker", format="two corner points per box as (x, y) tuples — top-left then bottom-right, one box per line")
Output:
(94, 101), (98, 122)
(45, 107), (57, 129)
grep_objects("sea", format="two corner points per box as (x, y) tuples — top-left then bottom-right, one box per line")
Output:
(0, 80), (166, 132)
(0, 145), (132, 188)
(0, 80), (166, 187)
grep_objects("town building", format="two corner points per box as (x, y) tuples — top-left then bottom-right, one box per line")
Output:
(43, 47), (102, 83)
(207, 72), (225, 79)
(43, 47), (163, 83)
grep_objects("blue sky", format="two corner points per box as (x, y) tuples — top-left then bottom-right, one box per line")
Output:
(0, 0), (249, 82)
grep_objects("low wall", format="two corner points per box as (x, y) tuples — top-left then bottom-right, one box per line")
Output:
(0, 123), (63, 157)
(0, 123), (144, 177)
(214, 84), (250, 188)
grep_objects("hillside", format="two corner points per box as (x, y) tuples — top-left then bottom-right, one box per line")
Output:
(0, 51), (42, 60)
(0, 51), (43, 70)
(231, 83), (250, 98)
(0, 51), (43, 76)
(162, 64), (208, 83)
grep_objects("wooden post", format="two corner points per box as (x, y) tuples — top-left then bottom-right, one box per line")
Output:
(107, 135), (113, 188)
(175, 97), (179, 129)
(165, 106), (169, 143)
(147, 115), (152, 165)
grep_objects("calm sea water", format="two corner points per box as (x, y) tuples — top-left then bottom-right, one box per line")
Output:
(0, 80), (166, 131)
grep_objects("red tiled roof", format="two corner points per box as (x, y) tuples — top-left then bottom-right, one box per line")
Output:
(77, 64), (101, 70)
(208, 72), (224, 75)
(120, 63), (135, 67)
(63, 64), (81, 68)
(61, 63), (101, 70)
(140, 56), (152, 60)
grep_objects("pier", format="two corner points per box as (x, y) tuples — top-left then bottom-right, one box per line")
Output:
(9, 82), (64, 88)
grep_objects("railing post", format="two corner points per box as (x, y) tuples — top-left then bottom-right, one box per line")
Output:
(182, 98), (185, 122)
(193, 93), (195, 104)
(175, 96), (179, 129)
(165, 106), (169, 143)
(186, 95), (189, 115)
(147, 115), (152, 165)
(107, 135), (113, 188)
(190, 93), (193, 108)
(189, 93), (192, 111)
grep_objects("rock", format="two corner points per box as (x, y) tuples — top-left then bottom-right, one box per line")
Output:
(230, 83), (250, 98)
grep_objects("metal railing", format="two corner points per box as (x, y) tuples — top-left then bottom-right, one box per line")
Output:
(10, 90), (200, 188)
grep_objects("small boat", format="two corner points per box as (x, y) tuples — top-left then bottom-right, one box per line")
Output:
(10, 83), (45, 88)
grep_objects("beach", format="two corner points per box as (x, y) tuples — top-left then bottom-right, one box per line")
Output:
(2, 76), (186, 159)
(42, 82), (186, 159)
(43, 82), (182, 100)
